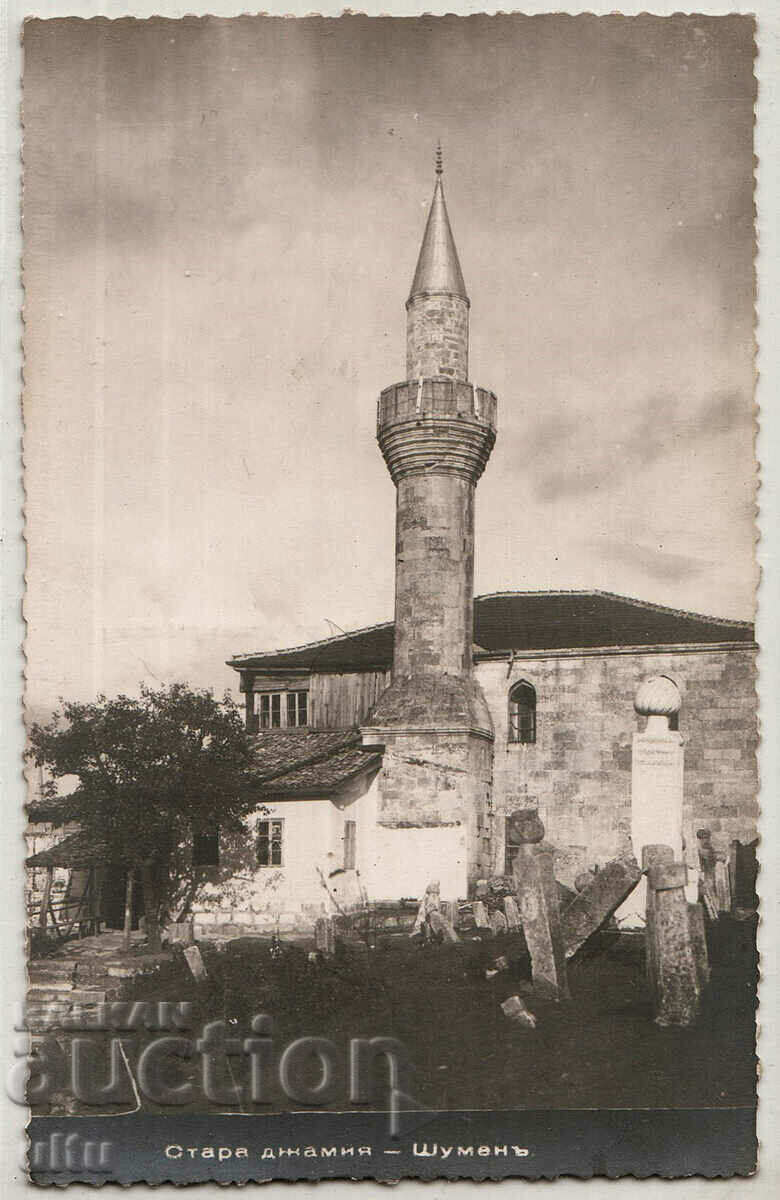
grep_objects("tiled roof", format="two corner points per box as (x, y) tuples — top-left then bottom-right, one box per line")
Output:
(26, 829), (107, 868)
(251, 728), (382, 796)
(229, 590), (755, 673)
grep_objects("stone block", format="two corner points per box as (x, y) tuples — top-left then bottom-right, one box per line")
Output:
(559, 855), (642, 958)
(500, 995), (537, 1029)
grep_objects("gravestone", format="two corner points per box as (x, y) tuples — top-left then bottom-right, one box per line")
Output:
(183, 944), (208, 981)
(503, 895), (521, 931)
(489, 909), (507, 937)
(641, 844), (675, 1002)
(471, 900), (490, 930)
(617, 676), (685, 927)
(687, 901), (710, 988)
(646, 860), (701, 1026)
(506, 808), (545, 846)
(512, 843), (569, 1000)
(559, 855), (642, 959)
(714, 860), (732, 913)
(315, 917), (336, 957)
(428, 910), (459, 943)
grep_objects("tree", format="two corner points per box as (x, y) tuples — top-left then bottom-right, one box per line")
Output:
(28, 683), (259, 952)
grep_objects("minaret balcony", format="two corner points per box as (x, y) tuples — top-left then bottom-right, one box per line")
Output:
(378, 378), (497, 430)
(377, 378), (497, 484)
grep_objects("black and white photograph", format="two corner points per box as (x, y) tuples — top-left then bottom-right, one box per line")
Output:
(16, 9), (761, 1183)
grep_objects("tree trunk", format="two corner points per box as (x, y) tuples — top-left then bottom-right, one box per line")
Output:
(39, 867), (53, 930)
(140, 860), (162, 953)
(122, 869), (135, 952)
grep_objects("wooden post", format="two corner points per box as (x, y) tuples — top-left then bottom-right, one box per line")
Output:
(39, 866), (53, 930)
(122, 869), (135, 952)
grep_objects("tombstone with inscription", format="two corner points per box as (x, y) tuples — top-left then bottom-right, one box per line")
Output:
(617, 675), (685, 927)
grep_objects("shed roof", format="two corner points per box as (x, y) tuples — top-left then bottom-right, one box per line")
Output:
(26, 830), (107, 869)
(229, 590), (754, 673)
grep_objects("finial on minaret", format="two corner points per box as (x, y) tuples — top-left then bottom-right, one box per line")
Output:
(435, 142), (443, 175)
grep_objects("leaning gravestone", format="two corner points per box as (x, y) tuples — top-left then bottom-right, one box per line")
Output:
(559, 855), (642, 959)
(183, 944), (208, 981)
(512, 842), (569, 1000)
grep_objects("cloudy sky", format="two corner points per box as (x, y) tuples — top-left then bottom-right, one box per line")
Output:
(23, 13), (757, 715)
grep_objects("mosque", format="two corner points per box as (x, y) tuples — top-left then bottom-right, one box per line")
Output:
(26, 154), (758, 936)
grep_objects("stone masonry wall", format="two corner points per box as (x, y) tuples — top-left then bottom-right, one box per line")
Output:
(406, 294), (469, 380)
(394, 473), (474, 677)
(477, 647), (758, 887)
(375, 728), (494, 893)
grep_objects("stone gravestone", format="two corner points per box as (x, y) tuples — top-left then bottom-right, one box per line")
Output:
(641, 844), (675, 1004)
(617, 675), (685, 927)
(512, 843), (569, 1000)
(315, 916), (336, 957)
(646, 860), (701, 1027)
(687, 902), (710, 988)
(471, 900), (490, 930)
(503, 895), (521, 931)
(183, 944), (208, 981)
(559, 855), (642, 959)
(489, 909), (507, 937)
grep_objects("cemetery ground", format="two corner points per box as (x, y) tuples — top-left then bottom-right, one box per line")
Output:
(32, 916), (757, 1116)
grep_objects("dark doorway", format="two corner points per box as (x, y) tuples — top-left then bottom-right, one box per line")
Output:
(100, 866), (145, 930)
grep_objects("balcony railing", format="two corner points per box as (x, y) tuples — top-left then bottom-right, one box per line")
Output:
(378, 379), (497, 432)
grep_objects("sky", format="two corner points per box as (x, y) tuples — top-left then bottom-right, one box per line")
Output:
(22, 13), (757, 716)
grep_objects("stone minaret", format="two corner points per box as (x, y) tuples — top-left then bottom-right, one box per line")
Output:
(362, 151), (498, 899)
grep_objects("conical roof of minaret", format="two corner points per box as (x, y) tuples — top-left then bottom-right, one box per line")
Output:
(408, 150), (469, 305)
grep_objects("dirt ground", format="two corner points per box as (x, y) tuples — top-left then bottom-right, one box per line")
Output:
(33, 913), (757, 1116)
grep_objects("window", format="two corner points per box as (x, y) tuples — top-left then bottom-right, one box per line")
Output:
(193, 827), (219, 868)
(257, 818), (284, 867)
(509, 680), (536, 744)
(343, 820), (356, 870)
(257, 690), (309, 729)
(287, 690), (308, 727)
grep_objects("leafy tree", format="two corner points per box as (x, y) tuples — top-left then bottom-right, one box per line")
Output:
(28, 683), (258, 952)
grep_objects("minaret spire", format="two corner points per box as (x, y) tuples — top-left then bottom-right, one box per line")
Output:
(408, 148), (468, 306)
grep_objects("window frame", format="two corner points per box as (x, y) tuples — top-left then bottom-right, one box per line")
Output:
(256, 817), (284, 867)
(256, 690), (310, 729)
(508, 680), (537, 745)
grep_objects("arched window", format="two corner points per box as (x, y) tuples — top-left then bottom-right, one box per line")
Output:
(509, 681), (536, 744)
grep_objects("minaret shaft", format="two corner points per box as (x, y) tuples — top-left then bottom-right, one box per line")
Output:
(394, 472), (475, 678)
(363, 155), (498, 897)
